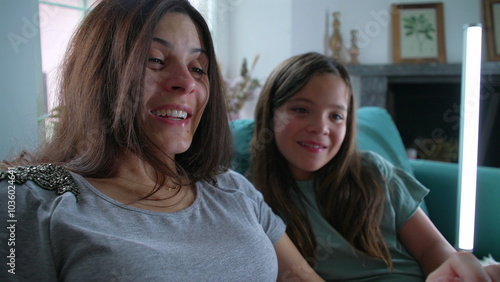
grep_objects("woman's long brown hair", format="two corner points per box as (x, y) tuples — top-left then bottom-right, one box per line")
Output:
(2, 0), (231, 186)
(250, 52), (392, 269)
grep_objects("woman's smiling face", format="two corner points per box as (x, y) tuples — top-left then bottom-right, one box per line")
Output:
(142, 12), (209, 159)
(273, 73), (349, 180)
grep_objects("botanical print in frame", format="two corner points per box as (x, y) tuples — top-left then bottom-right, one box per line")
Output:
(391, 3), (446, 63)
(483, 0), (500, 61)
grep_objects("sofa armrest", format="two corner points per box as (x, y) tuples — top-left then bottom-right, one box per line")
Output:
(410, 159), (500, 259)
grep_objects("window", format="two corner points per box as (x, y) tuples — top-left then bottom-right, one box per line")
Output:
(39, 0), (99, 114)
(190, 0), (214, 30)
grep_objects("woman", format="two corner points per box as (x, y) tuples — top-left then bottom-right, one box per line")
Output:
(0, 1), (322, 281)
(250, 52), (500, 281)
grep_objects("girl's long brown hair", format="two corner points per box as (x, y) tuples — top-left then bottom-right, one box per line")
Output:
(250, 52), (392, 268)
(3, 0), (231, 185)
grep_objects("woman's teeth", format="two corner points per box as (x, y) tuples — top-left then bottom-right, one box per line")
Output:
(152, 109), (188, 120)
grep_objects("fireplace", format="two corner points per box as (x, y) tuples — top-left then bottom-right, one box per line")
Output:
(346, 62), (500, 168)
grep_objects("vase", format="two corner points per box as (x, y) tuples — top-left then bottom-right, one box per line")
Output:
(348, 29), (360, 64)
(329, 12), (343, 62)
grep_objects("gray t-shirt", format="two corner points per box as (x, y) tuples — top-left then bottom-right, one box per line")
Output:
(0, 166), (285, 281)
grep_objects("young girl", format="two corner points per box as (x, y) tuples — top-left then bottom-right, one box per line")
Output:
(250, 52), (499, 281)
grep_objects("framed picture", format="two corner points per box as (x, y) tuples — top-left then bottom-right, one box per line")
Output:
(391, 3), (446, 63)
(483, 0), (500, 61)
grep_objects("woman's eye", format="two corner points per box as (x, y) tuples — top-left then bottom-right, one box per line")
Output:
(291, 107), (308, 114)
(190, 67), (206, 77)
(148, 58), (164, 70)
(149, 58), (163, 63)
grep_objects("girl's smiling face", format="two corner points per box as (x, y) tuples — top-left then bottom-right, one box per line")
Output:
(142, 12), (209, 160)
(273, 73), (349, 180)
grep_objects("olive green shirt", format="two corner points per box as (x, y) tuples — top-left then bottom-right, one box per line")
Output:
(295, 151), (429, 281)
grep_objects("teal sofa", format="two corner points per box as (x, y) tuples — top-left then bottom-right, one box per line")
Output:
(230, 106), (500, 260)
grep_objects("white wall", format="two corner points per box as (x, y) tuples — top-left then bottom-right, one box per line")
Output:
(221, 0), (293, 119)
(0, 0), (43, 160)
(221, 0), (482, 119)
(222, 0), (482, 78)
(225, 0), (293, 81)
(323, 0), (481, 65)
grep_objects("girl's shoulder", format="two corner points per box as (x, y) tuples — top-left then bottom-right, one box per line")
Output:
(359, 150), (412, 183)
(360, 150), (395, 173)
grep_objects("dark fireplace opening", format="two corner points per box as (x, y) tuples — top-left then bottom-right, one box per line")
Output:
(387, 80), (461, 163)
(387, 77), (500, 168)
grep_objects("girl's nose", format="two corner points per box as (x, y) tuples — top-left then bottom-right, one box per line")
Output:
(306, 116), (330, 136)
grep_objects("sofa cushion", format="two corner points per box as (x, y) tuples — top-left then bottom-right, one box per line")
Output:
(356, 107), (413, 175)
(230, 118), (255, 175)
(411, 159), (500, 259)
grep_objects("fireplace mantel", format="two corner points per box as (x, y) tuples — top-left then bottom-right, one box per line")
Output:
(346, 62), (500, 168)
(345, 62), (500, 107)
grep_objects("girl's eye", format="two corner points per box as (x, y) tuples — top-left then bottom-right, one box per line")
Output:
(330, 113), (344, 121)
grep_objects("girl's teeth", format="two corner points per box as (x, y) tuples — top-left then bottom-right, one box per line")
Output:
(300, 142), (322, 149)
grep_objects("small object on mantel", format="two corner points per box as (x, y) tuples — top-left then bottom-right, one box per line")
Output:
(329, 12), (344, 63)
(348, 29), (360, 64)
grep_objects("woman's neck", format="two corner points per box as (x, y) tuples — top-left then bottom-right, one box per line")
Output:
(114, 152), (164, 187)
(86, 152), (196, 212)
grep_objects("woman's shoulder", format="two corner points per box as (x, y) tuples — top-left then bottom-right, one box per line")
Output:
(209, 169), (263, 199)
(212, 169), (251, 185)
(0, 163), (80, 202)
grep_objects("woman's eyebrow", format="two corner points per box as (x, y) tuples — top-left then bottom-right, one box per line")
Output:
(152, 37), (207, 55)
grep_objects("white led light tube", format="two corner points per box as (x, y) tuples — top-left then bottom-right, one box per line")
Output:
(457, 24), (482, 251)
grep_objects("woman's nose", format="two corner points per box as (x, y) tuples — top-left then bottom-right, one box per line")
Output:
(161, 62), (196, 95)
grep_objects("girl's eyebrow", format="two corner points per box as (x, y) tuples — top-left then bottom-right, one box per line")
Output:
(288, 97), (314, 104)
(331, 104), (348, 111)
(152, 37), (207, 55)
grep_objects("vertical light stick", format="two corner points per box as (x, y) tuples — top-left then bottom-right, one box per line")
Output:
(457, 24), (482, 251)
